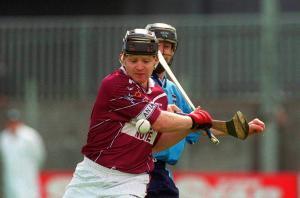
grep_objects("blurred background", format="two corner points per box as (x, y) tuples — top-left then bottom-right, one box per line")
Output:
(0, 0), (299, 197)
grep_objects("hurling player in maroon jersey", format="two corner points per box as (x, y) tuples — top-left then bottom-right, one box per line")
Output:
(63, 29), (215, 198)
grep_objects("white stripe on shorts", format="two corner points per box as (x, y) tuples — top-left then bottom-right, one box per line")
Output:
(63, 156), (150, 198)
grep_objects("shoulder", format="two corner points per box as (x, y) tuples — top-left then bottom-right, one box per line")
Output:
(152, 86), (167, 100)
(19, 125), (42, 140)
(165, 79), (182, 97)
(165, 79), (179, 93)
(151, 79), (166, 97)
(165, 79), (176, 88)
(100, 68), (130, 93)
(21, 124), (36, 132)
(102, 69), (128, 86)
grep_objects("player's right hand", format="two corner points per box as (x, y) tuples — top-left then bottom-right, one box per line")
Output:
(188, 107), (212, 129)
(248, 118), (265, 135)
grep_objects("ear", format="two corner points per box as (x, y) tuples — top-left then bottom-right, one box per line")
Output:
(154, 56), (159, 68)
(119, 53), (125, 65)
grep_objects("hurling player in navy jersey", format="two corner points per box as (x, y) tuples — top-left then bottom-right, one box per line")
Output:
(63, 29), (216, 198)
(146, 23), (201, 198)
(146, 23), (266, 198)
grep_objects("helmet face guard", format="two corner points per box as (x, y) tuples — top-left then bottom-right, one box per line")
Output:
(145, 23), (178, 51)
(124, 41), (158, 55)
(122, 29), (158, 56)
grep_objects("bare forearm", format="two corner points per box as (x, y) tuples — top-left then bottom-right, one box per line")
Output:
(210, 118), (265, 137)
(152, 130), (190, 152)
(152, 111), (193, 133)
(151, 108), (214, 152)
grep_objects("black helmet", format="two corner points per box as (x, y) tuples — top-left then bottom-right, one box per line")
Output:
(145, 23), (178, 51)
(122, 29), (158, 55)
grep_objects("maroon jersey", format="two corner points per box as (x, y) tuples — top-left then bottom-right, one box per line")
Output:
(82, 67), (168, 174)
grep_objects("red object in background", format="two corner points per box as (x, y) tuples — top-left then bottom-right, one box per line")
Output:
(174, 172), (298, 198)
(40, 170), (73, 198)
(39, 171), (298, 198)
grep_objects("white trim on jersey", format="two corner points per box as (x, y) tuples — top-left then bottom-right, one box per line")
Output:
(136, 102), (157, 120)
(109, 101), (146, 112)
(152, 92), (167, 103)
(90, 119), (111, 131)
(121, 122), (158, 144)
(95, 122), (123, 162)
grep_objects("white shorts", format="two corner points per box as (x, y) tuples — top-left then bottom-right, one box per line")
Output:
(63, 157), (150, 198)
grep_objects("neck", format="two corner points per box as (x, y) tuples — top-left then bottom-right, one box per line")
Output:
(141, 81), (148, 90)
(157, 72), (165, 80)
(6, 121), (22, 134)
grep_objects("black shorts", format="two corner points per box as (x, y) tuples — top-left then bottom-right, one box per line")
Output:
(146, 160), (179, 198)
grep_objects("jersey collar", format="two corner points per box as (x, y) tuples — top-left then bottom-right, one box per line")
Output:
(151, 73), (167, 88)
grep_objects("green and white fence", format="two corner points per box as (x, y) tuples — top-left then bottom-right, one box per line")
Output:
(0, 15), (299, 101)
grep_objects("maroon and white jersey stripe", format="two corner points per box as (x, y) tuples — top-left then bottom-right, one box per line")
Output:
(81, 67), (168, 174)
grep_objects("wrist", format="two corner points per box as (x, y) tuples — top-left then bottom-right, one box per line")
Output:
(188, 115), (196, 129)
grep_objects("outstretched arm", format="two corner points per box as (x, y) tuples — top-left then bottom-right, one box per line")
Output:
(151, 110), (193, 133)
(210, 118), (265, 137)
(152, 107), (212, 152)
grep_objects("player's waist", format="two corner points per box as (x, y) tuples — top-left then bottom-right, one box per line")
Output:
(83, 155), (154, 175)
(154, 160), (167, 168)
(83, 156), (144, 177)
(154, 154), (179, 165)
(153, 143), (185, 164)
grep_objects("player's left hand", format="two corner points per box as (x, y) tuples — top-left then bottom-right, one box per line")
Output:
(188, 107), (213, 130)
(248, 118), (265, 135)
(167, 104), (183, 113)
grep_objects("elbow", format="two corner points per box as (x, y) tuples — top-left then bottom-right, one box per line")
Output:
(152, 147), (159, 153)
(151, 111), (168, 132)
(151, 119), (167, 133)
(152, 143), (164, 153)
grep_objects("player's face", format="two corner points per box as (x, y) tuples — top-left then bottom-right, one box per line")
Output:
(158, 41), (175, 64)
(122, 54), (158, 88)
